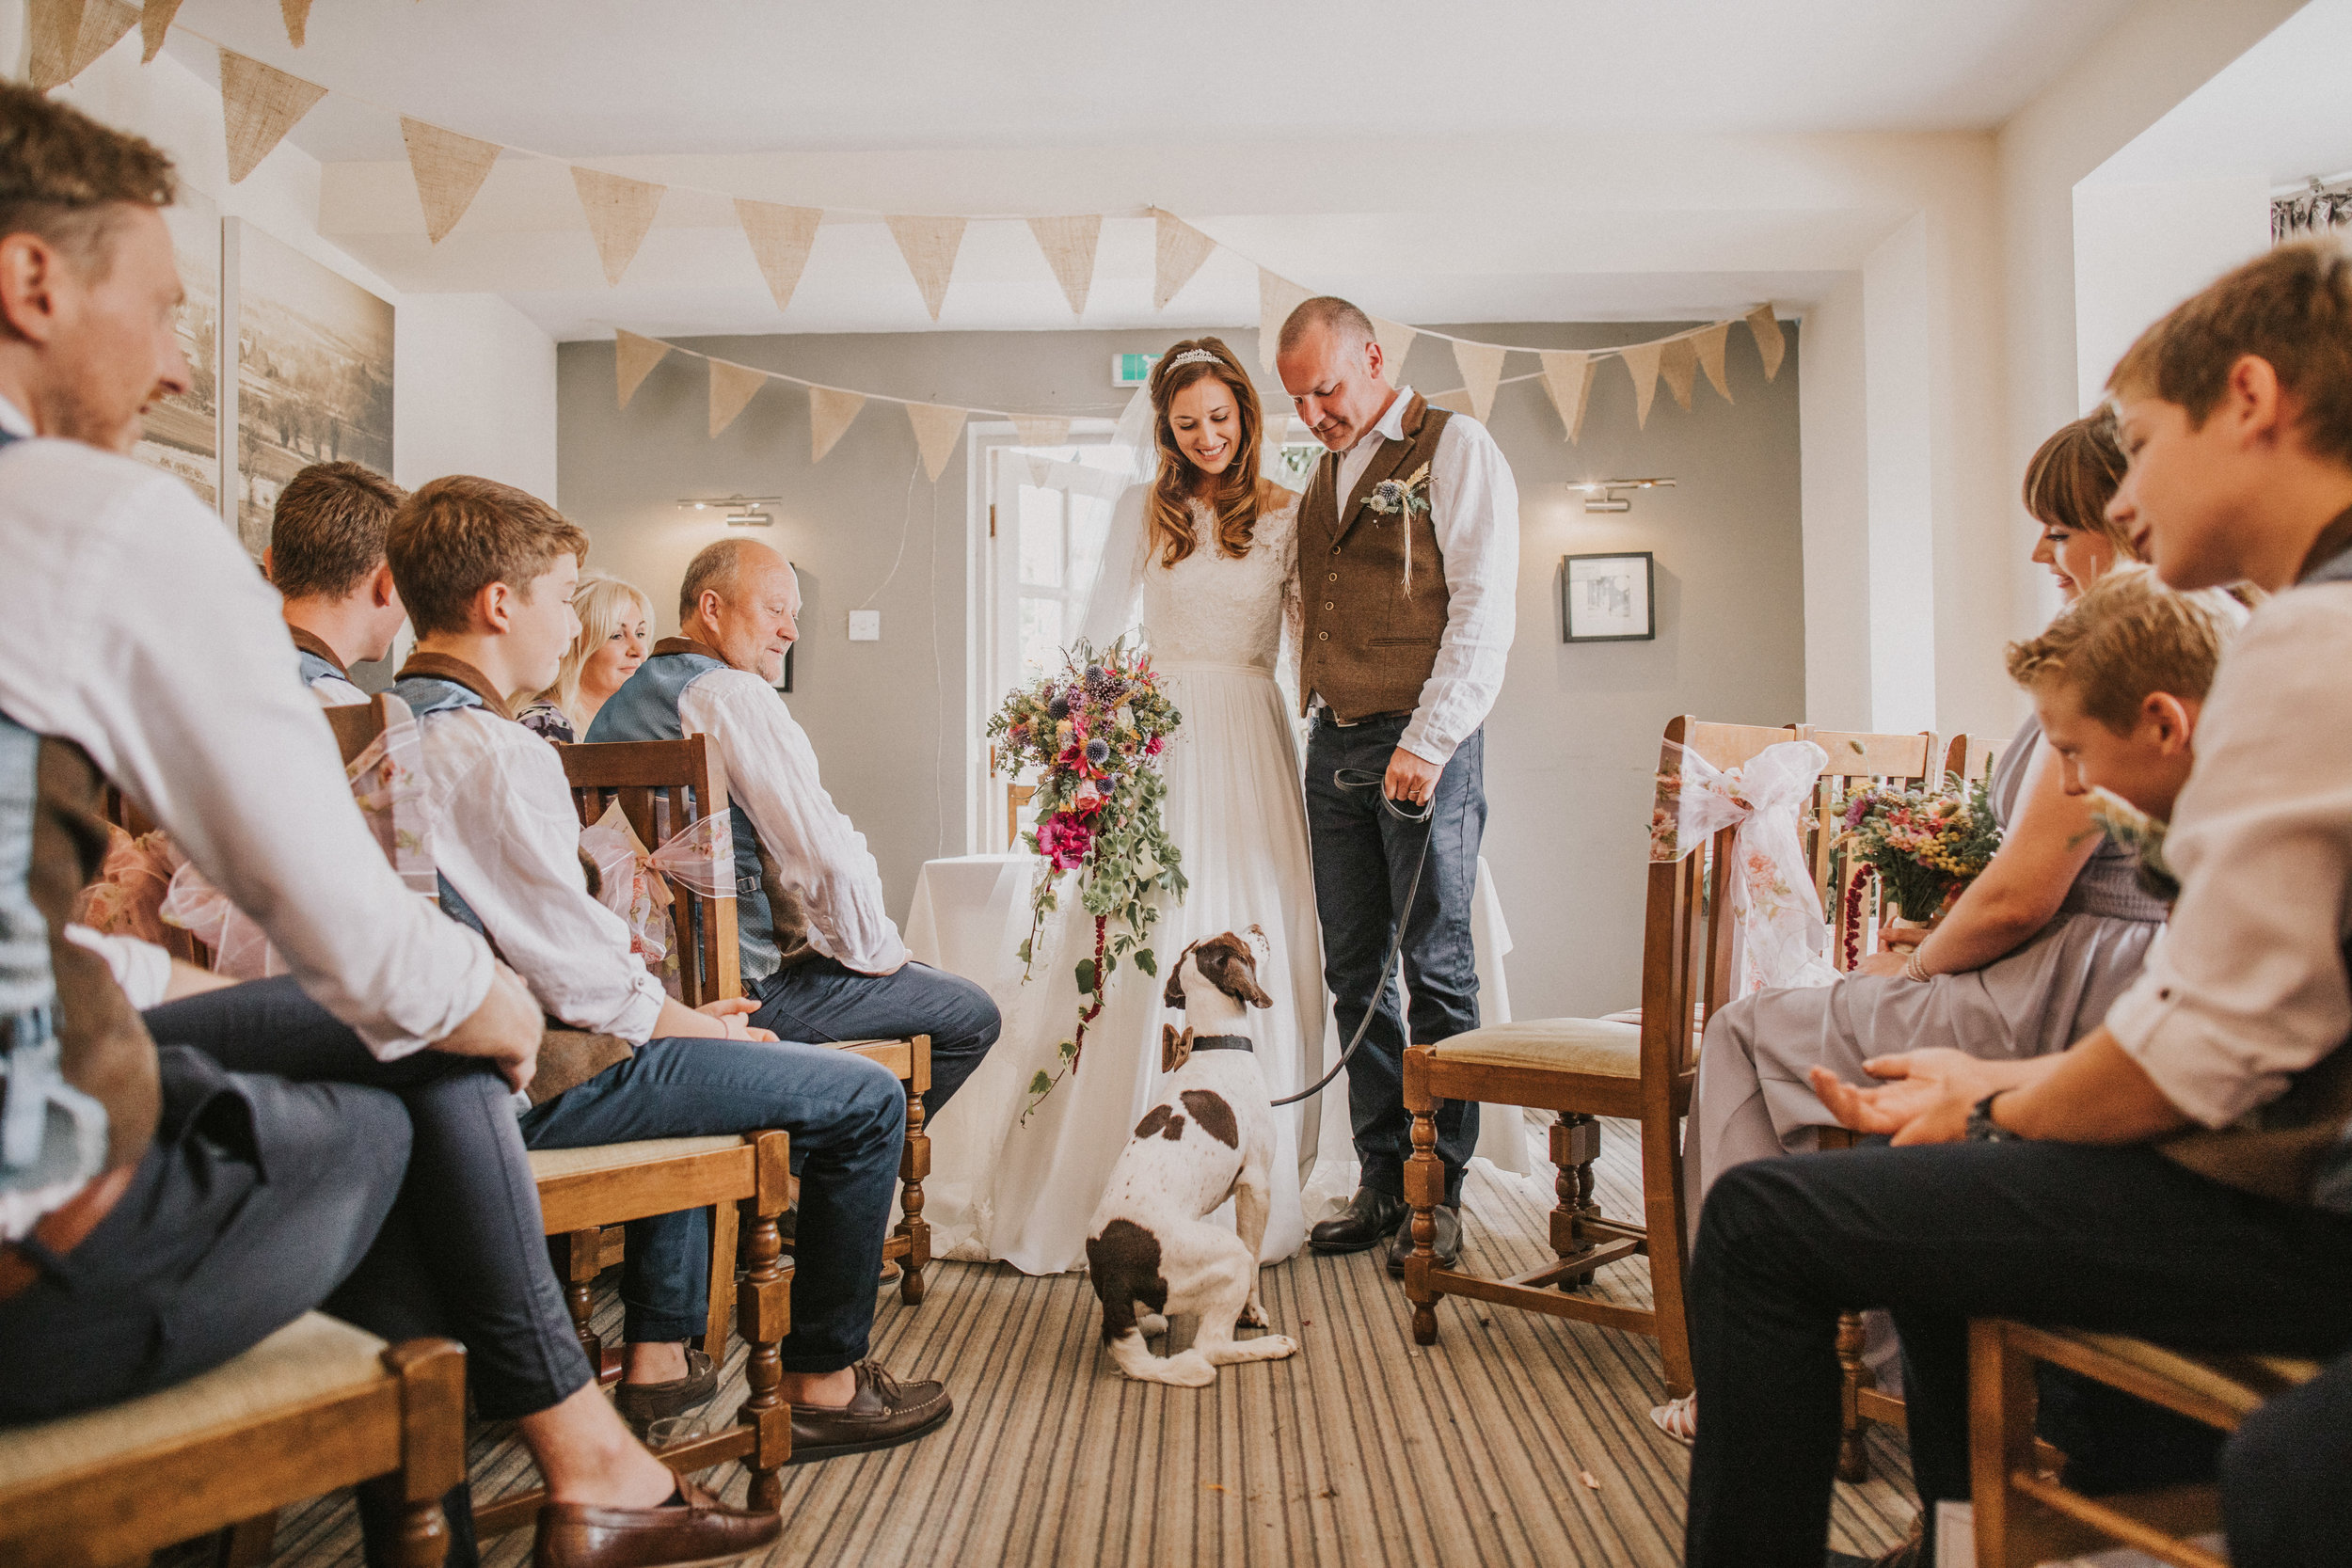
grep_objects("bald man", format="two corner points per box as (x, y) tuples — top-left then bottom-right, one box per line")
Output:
(588, 539), (999, 1116)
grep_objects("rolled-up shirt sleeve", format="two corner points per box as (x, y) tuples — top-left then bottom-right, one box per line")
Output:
(2103, 586), (2352, 1126)
(681, 670), (909, 974)
(0, 457), (491, 1058)
(423, 713), (666, 1043)
(1401, 414), (1519, 766)
(64, 926), (173, 1012)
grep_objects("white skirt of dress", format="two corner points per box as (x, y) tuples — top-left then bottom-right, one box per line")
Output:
(923, 662), (1325, 1275)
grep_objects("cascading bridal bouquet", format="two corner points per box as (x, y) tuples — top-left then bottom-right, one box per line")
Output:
(988, 638), (1185, 1117)
(1836, 772), (2003, 928)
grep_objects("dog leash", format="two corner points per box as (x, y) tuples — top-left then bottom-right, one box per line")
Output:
(1269, 768), (1436, 1109)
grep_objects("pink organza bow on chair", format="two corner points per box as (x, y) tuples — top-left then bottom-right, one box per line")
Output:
(151, 694), (437, 982)
(579, 800), (734, 997)
(1651, 737), (1838, 997)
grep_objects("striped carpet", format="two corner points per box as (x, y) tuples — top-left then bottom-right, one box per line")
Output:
(245, 1118), (1917, 1567)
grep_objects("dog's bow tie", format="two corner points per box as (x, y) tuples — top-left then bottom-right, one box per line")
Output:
(1186, 1035), (1254, 1053)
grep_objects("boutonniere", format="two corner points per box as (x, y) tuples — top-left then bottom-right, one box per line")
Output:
(1363, 464), (1433, 593)
(2085, 786), (2179, 905)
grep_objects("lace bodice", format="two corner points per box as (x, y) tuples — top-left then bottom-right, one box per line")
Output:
(1084, 488), (1302, 670)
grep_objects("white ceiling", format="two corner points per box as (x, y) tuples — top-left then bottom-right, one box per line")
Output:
(164, 1), (2141, 163)
(151, 0), (2155, 338)
(2090, 0), (2352, 186)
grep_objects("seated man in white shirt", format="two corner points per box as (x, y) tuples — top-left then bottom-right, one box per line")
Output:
(588, 538), (1000, 1117)
(381, 475), (952, 1458)
(265, 459), (409, 706)
(1682, 243), (2352, 1568)
(0, 79), (775, 1568)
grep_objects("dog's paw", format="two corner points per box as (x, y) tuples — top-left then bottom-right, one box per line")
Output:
(1138, 1312), (1170, 1338)
(1156, 1351), (1217, 1387)
(1256, 1334), (1299, 1360)
(1236, 1302), (1268, 1329)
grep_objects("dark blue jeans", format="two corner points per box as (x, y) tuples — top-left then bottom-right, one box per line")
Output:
(519, 1037), (904, 1374)
(1684, 1141), (2352, 1568)
(1304, 714), (1486, 1206)
(747, 956), (1000, 1117)
(2225, 1348), (2352, 1566)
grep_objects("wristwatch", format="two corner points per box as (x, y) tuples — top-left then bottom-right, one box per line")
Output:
(1965, 1090), (2023, 1143)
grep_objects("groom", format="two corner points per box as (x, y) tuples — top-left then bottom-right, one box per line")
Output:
(1277, 297), (1519, 1275)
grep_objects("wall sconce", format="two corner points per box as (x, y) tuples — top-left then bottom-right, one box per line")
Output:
(1573, 478), (1676, 514)
(677, 494), (782, 527)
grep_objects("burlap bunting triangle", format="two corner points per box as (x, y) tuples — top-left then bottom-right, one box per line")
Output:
(1451, 339), (1508, 424)
(905, 402), (968, 483)
(218, 48), (327, 184)
(1426, 388), (1476, 417)
(1371, 317), (1418, 379)
(1538, 351), (1596, 444)
(886, 215), (965, 322)
(140, 0), (181, 62)
(573, 166), (666, 287)
(1693, 322), (1735, 404)
(1025, 456), (1055, 489)
(278, 0), (312, 46)
(1620, 341), (1664, 429)
(809, 387), (865, 464)
(736, 200), (821, 313)
(401, 118), (501, 245)
(614, 330), (669, 411)
(1027, 215), (1101, 318)
(1660, 338), (1698, 412)
(1747, 304), (1787, 382)
(1152, 211), (1215, 311)
(708, 361), (768, 438)
(28, 0), (138, 91)
(1011, 415), (1073, 449)
(1258, 270), (1312, 373)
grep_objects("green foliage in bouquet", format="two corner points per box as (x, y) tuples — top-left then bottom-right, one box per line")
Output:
(2084, 786), (2179, 904)
(987, 637), (1186, 1117)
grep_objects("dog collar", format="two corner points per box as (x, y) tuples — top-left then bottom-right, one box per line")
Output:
(1186, 1035), (1255, 1053)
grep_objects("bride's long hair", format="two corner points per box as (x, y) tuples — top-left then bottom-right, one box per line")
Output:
(1146, 337), (1270, 567)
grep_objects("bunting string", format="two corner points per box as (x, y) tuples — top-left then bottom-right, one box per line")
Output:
(62, 0), (1792, 450)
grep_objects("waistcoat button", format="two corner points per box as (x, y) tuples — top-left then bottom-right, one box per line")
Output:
(1317, 631), (1328, 641)
(1330, 546), (1341, 555)
(1323, 602), (1334, 610)
(1327, 572), (1338, 581)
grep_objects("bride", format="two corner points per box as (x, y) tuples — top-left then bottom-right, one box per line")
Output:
(928, 337), (1327, 1275)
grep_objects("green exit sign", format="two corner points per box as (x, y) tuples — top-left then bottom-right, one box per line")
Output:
(1113, 352), (1162, 388)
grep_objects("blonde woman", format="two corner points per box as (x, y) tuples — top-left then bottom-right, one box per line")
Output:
(519, 572), (653, 743)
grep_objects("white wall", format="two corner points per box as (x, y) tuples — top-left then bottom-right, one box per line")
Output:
(9, 10), (561, 508)
(2073, 177), (2271, 410)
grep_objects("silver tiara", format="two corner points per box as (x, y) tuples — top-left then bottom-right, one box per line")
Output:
(1167, 348), (1222, 368)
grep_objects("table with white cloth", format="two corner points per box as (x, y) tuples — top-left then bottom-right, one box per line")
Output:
(903, 850), (1543, 1212)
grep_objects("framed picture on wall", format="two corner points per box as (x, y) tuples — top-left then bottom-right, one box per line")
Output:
(1562, 551), (1656, 642)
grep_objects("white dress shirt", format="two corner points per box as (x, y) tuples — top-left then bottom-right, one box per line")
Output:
(412, 705), (667, 1042)
(2104, 581), (2352, 1126)
(1326, 386), (1519, 765)
(310, 671), (367, 707)
(678, 667), (910, 974)
(0, 393), (492, 1057)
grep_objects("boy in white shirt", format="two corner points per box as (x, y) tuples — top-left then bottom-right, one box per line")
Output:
(383, 474), (952, 1460)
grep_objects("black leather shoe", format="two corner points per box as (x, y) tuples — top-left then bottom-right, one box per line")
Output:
(1386, 1204), (1462, 1277)
(1309, 1187), (1408, 1254)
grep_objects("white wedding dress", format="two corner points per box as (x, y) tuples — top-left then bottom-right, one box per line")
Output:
(925, 487), (1326, 1275)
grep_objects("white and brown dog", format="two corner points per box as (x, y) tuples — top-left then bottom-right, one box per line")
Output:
(1084, 929), (1300, 1386)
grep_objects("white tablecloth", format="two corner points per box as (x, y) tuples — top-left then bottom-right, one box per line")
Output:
(905, 851), (1536, 1183)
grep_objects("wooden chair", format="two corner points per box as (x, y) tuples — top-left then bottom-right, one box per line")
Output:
(0, 1320), (464, 1568)
(312, 707), (799, 1525)
(1399, 716), (1792, 1396)
(1790, 727), (1946, 1477)
(558, 737), (934, 1307)
(1970, 1321), (2323, 1568)
(1007, 782), (1036, 850)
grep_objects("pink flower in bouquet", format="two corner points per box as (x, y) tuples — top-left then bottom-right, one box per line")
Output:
(1146, 735), (1164, 757)
(1072, 778), (1105, 816)
(1036, 812), (1093, 870)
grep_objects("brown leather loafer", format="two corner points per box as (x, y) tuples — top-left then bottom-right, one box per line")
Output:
(787, 1360), (952, 1463)
(533, 1472), (778, 1568)
(613, 1348), (719, 1437)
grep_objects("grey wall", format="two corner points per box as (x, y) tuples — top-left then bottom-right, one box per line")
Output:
(556, 317), (1804, 1020)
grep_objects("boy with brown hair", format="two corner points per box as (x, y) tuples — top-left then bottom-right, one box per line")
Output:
(384, 475), (954, 1459)
(265, 459), (407, 705)
(2003, 562), (2245, 829)
(1684, 241), (2352, 1568)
